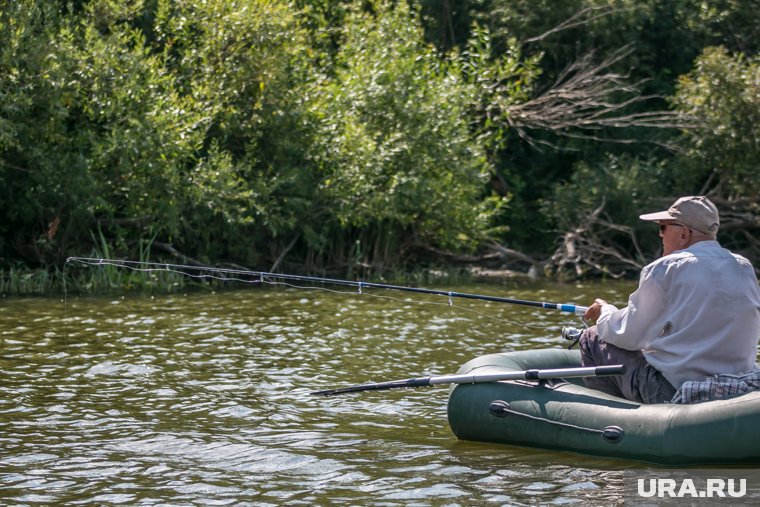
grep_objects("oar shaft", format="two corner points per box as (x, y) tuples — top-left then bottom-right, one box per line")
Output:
(311, 365), (625, 396)
(67, 257), (588, 315)
(427, 365), (624, 385)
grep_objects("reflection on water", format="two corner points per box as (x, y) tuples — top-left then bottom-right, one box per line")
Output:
(1, 281), (647, 505)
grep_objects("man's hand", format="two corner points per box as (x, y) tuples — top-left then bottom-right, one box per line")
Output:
(583, 298), (608, 323)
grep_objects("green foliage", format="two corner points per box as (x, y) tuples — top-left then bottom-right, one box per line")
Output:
(672, 47), (760, 196)
(678, 0), (760, 55)
(415, 0), (760, 260)
(306, 2), (508, 250)
(460, 25), (541, 145)
(0, 0), (92, 264)
(2, 0), (760, 284)
(1, 0), (319, 267)
(146, 0), (317, 256)
(77, 13), (206, 233)
(546, 155), (668, 235)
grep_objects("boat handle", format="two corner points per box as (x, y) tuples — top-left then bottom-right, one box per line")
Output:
(489, 400), (625, 444)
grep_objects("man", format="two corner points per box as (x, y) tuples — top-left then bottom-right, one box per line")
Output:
(579, 195), (760, 403)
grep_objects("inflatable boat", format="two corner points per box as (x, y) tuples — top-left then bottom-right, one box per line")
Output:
(447, 348), (760, 465)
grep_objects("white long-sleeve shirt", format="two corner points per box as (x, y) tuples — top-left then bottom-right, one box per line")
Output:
(597, 240), (760, 387)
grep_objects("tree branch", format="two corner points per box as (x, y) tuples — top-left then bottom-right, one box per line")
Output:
(548, 199), (645, 279)
(522, 6), (632, 45)
(493, 46), (695, 148)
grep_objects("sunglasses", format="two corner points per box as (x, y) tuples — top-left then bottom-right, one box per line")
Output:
(659, 223), (685, 233)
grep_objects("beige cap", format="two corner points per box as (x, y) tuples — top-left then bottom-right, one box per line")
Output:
(639, 196), (719, 235)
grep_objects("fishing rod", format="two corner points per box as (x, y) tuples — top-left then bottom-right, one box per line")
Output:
(311, 365), (625, 396)
(66, 257), (589, 316)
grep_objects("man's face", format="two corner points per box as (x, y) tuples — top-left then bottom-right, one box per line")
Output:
(658, 221), (689, 256)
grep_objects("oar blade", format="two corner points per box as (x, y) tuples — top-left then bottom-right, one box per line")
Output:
(310, 382), (392, 397)
(311, 377), (431, 396)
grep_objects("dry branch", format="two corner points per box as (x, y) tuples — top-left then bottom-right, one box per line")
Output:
(522, 6), (629, 45)
(498, 46), (694, 149)
(152, 241), (207, 267)
(548, 199), (645, 279)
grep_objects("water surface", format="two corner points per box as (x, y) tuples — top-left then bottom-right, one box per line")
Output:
(1, 279), (661, 505)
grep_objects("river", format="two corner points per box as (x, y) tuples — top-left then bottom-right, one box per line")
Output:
(1, 278), (663, 506)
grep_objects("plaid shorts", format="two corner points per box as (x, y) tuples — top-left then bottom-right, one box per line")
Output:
(671, 370), (760, 404)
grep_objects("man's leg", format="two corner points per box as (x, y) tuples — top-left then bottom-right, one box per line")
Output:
(578, 326), (675, 403)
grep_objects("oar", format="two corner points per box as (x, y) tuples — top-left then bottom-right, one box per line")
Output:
(311, 365), (625, 396)
(66, 257), (589, 315)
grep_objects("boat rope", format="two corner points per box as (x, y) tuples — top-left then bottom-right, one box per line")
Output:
(488, 400), (625, 444)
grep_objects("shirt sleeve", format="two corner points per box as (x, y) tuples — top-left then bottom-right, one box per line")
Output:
(596, 263), (667, 351)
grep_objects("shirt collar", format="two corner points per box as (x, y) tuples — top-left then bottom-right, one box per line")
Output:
(678, 239), (720, 254)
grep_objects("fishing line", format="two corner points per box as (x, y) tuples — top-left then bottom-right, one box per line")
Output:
(64, 257), (555, 330)
(263, 278), (548, 329)
(62, 258), (271, 411)
(62, 266), (71, 353)
(65, 257), (588, 315)
(60, 257), (563, 412)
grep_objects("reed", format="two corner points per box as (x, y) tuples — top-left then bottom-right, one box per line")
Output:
(1, 260), (502, 296)
(2, 230), (188, 295)
(0, 266), (52, 295)
(2, 228), (508, 296)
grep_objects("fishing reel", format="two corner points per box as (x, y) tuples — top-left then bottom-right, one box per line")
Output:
(561, 326), (583, 349)
(561, 308), (590, 349)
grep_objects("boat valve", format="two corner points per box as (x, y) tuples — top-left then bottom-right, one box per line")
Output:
(601, 425), (624, 444)
(561, 326), (582, 349)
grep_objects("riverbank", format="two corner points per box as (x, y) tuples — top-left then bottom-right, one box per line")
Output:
(1, 263), (190, 297)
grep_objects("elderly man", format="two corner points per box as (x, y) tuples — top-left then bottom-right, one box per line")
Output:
(580, 196), (760, 403)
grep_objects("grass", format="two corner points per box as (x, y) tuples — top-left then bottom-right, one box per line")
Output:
(1, 230), (193, 296)
(0, 263), (193, 296)
(1, 230), (527, 296)
(1, 260), (515, 297)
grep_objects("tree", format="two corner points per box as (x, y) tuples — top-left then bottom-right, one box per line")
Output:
(305, 2), (510, 266)
(0, 0), (93, 265)
(671, 46), (760, 257)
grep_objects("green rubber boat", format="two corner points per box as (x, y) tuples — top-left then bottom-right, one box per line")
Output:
(447, 348), (760, 465)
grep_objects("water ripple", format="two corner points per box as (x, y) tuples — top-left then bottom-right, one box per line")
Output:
(1, 283), (643, 505)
